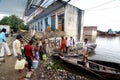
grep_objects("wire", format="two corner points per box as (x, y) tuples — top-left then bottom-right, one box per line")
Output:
(70, 0), (79, 2)
(87, 5), (120, 11)
(85, 0), (115, 10)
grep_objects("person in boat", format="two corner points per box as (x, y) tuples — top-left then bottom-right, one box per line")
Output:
(82, 38), (89, 63)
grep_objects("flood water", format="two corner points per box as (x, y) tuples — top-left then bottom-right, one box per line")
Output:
(89, 36), (120, 64)
(52, 36), (120, 80)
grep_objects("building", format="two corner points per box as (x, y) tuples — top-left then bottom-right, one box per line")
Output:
(83, 26), (97, 43)
(25, 1), (84, 41)
(0, 25), (10, 33)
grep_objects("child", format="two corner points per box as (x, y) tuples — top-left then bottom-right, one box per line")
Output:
(21, 40), (25, 58)
(34, 43), (40, 61)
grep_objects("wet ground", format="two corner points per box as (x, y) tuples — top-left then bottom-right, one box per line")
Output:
(0, 36), (27, 80)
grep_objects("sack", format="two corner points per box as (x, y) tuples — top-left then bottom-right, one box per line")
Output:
(42, 54), (47, 61)
(14, 59), (26, 70)
(32, 60), (39, 69)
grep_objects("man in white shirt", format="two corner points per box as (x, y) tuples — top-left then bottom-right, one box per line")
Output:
(69, 36), (75, 50)
(13, 35), (22, 59)
(65, 37), (70, 54)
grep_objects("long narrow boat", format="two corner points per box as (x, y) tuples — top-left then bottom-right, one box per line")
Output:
(59, 56), (120, 80)
(89, 59), (120, 70)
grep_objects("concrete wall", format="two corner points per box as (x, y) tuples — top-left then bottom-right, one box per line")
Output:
(64, 4), (84, 42)
(0, 25), (10, 33)
(65, 4), (78, 41)
(83, 26), (97, 43)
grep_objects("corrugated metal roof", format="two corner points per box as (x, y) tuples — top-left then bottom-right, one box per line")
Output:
(27, 1), (66, 24)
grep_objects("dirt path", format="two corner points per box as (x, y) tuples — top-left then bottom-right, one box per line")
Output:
(0, 36), (27, 80)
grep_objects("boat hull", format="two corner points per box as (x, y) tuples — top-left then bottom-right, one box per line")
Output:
(57, 56), (120, 80)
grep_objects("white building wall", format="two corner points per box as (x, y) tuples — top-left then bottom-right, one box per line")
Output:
(78, 11), (84, 42)
(65, 5), (78, 41)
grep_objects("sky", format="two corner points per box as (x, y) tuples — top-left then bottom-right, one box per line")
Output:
(68, 0), (120, 31)
(0, 0), (27, 19)
(0, 0), (120, 31)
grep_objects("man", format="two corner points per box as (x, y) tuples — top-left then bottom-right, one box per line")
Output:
(24, 40), (34, 71)
(65, 37), (70, 54)
(13, 34), (22, 59)
(0, 28), (11, 58)
(82, 38), (89, 63)
(69, 36), (75, 50)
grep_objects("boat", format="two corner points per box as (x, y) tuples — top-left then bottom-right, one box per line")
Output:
(89, 59), (120, 70)
(59, 56), (120, 80)
(75, 42), (97, 53)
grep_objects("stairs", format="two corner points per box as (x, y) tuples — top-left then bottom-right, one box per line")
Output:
(22, 32), (33, 43)
(22, 31), (66, 44)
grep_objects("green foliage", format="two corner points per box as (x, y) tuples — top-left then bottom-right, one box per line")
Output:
(0, 15), (27, 32)
(47, 61), (64, 70)
(0, 16), (10, 25)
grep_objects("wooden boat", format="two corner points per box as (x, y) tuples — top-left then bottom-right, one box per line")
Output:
(89, 59), (120, 70)
(59, 56), (120, 80)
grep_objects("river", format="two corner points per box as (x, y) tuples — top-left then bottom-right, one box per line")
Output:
(89, 36), (120, 64)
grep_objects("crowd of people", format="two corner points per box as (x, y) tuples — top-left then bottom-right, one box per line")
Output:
(60, 36), (75, 54)
(0, 28), (47, 73)
(60, 36), (89, 62)
(13, 35), (47, 72)
(0, 28), (89, 73)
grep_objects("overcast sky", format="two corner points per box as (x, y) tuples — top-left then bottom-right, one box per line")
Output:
(69, 0), (120, 31)
(0, 0), (120, 31)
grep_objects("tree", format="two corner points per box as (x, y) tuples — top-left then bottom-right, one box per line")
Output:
(0, 15), (27, 32)
(0, 16), (10, 25)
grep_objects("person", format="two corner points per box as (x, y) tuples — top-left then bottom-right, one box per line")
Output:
(65, 37), (70, 54)
(34, 42), (40, 61)
(13, 35), (23, 59)
(41, 38), (46, 55)
(13, 34), (23, 73)
(0, 28), (11, 58)
(39, 46), (43, 60)
(69, 36), (75, 50)
(21, 40), (25, 58)
(82, 38), (89, 63)
(24, 40), (34, 71)
(60, 36), (66, 53)
(10, 29), (13, 37)
(31, 28), (35, 37)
